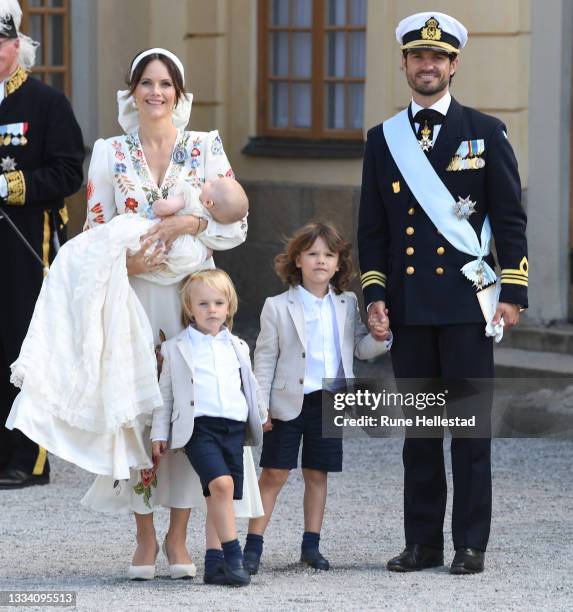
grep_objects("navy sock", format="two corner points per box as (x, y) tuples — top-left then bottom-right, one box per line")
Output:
(222, 538), (243, 569)
(244, 533), (263, 557)
(204, 548), (224, 576)
(301, 531), (320, 552)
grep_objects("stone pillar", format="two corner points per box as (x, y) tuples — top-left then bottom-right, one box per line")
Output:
(527, 0), (572, 322)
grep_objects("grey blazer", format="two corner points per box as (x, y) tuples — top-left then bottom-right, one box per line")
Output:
(254, 287), (389, 421)
(150, 329), (266, 449)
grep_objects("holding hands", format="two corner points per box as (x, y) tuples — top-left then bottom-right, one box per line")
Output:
(367, 300), (391, 342)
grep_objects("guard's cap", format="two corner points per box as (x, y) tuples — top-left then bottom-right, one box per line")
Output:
(0, 0), (21, 39)
(396, 12), (468, 55)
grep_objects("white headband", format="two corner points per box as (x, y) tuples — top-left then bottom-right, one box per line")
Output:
(130, 47), (185, 85)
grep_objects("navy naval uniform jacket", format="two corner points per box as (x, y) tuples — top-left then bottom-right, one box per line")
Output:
(358, 97), (528, 552)
(358, 97), (528, 326)
(0, 67), (84, 474)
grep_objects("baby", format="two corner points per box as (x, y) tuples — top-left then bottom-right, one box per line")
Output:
(136, 177), (249, 284)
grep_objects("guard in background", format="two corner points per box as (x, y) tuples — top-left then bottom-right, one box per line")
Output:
(0, 0), (84, 489)
(358, 12), (527, 574)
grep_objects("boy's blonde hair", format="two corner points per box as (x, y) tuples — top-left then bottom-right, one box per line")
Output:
(180, 268), (238, 330)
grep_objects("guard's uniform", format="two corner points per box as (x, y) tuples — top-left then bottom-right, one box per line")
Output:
(358, 90), (528, 550)
(0, 67), (84, 477)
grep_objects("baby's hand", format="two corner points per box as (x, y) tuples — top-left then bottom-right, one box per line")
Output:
(152, 195), (185, 217)
(152, 441), (168, 467)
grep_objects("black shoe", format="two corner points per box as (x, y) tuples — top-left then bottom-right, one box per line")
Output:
(204, 560), (250, 586)
(387, 545), (444, 572)
(0, 468), (50, 490)
(449, 547), (485, 574)
(243, 550), (261, 575)
(204, 564), (228, 585)
(300, 548), (330, 571)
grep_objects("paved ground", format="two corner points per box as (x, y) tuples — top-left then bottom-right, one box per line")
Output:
(2, 329), (573, 611)
(1, 435), (572, 612)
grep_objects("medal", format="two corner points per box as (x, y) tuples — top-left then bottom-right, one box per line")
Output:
(418, 122), (432, 152)
(172, 144), (188, 164)
(1, 156), (16, 171)
(453, 195), (477, 220)
(474, 157), (485, 168)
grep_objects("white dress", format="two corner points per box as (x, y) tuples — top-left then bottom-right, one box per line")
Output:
(20, 127), (261, 517)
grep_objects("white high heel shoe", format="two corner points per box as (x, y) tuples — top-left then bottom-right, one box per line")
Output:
(162, 539), (197, 579)
(128, 541), (159, 580)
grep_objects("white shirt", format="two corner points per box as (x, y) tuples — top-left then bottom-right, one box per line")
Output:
(297, 285), (342, 394)
(187, 326), (248, 422)
(411, 90), (451, 144)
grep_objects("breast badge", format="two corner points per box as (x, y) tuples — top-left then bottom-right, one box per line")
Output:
(453, 195), (477, 220)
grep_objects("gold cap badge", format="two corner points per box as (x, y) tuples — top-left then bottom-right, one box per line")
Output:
(421, 17), (442, 42)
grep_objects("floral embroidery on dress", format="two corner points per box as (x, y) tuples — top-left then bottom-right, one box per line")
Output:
(133, 468), (158, 509)
(125, 197), (138, 212)
(90, 202), (105, 224)
(210, 134), (224, 155)
(125, 131), (192, 218)
(86, 179), (94, 202)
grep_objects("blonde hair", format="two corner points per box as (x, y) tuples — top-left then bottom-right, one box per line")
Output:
(180, 269), (238, 330)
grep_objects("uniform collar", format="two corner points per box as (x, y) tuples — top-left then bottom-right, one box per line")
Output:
(411, 90), (451, 119)
(4, 66), (27, 97)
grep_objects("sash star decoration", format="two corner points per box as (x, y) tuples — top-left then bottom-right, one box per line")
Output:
(1, 156), (17, 172)
(453, 195), (476, 220)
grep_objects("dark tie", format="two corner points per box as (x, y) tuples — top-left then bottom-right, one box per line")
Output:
(414, 108), (445, 155)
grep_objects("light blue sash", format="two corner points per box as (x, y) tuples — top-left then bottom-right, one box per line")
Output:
(383, 109), (496, 288)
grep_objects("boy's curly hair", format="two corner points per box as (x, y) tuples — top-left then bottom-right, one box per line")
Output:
(274, 221), (355, 294)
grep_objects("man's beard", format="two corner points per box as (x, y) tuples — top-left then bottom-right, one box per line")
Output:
(406, 71), (450, 96)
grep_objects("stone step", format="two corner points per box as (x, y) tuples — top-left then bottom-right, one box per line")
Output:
(494, 347), (573, 378)
(504, 324), (573, 356)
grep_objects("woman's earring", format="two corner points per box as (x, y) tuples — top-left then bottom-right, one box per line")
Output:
(131, 99), (138, 109)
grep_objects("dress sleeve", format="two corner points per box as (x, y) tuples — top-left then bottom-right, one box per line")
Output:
(84, 139), (118, 230)
(200, 129), (248, 251)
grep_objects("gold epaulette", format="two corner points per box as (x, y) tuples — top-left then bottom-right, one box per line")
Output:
(500, 257), (528, 287)
(6, 170), (25, 205)
(361, 270), (387, 290)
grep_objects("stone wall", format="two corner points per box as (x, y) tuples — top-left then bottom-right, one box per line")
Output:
(215, 181), (362, 322)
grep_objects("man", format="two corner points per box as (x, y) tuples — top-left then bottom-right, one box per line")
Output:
(0, 0), (84, 489)
(358, 12), (527, 574)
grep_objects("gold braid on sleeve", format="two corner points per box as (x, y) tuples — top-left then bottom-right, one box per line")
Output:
(6, 170), (26, 205)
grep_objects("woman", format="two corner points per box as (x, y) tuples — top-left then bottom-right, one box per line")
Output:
(79, 48), (262, 579)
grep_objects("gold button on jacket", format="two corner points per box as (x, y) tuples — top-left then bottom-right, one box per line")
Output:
(406, 247), (414, 256)
(406, 266), (415, 275)
(437, 246), (445, 255)
(408, 207), (415, 216)
(406, 226), (414, 236)
(435, 267), (444, 275)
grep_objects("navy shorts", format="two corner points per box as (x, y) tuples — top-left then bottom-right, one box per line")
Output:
(184, 416), (246, 499)
(260, 391), (342, 472)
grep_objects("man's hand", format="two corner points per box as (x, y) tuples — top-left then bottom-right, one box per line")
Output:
(367, 300), (390, 341)
(262, 418), (273, 433)
(492, 302), (520, 327)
